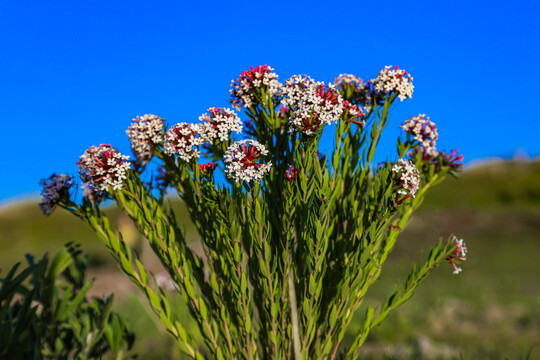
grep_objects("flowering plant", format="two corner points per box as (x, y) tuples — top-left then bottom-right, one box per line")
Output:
(41, 64), (466, 359)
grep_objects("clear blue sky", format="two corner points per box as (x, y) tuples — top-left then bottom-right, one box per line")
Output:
(1, 0), (539, 204)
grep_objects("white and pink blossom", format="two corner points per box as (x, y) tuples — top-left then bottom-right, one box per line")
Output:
(281, 76), (344, 135)
(280, 75), (316, 109)
(373, 65), (414, 101)
(401, 114), (439, 157)
(392, 158), (420, 205)
(199, 107), (243, 142)
(164, 123), (204, 162)
(78, 144), (131, 193)
(126, 114), (165, 163)
(224, 140), (272, 182)
(230, 65), (280, 110)
(343, 100), (365, 127)
(448, 236), (467, 274)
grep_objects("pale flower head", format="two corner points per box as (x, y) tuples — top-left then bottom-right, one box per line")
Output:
(199, 107), (243, 142)
(224, 139), (272, 183)
(126, 114), (165, 164)
(230, 64), (280, 110)
(279, 74), (316, 109)
(392, 158), (420, 205)
(373, 65), (414, 101)
(283, 78), (344, 135)
(78, 144), (131, 194)
(401, 114), (439, 157)
(164, 123), (204, 162)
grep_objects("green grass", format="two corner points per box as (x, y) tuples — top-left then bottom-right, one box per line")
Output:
(1, 159), (539, 359)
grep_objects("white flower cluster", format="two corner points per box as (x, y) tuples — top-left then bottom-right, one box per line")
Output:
(230, 65), (280, 110)
(224, 139), (272, 182)
(39, 174), (73, 215)
(281, 75), (344, 135)
(199, 107), (243, 142)
(280, 75), (315, 108)
(126, 114), (165, 161)
(373, 65), (414, 101)
(164, 123), (204, 162)
(78, 144), (131, 192)
(392, 158), (420, 198)
(291, 84), (344, 135)
(401, 114), (439, 157)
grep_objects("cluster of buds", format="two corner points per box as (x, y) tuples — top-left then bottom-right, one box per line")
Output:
(285, 165), (299, 182)
(126, 114), (165, 165)
(408, 147), (464, 177)
(373, 65), (414, 101)
(224, 139), (272, 183)
(448, 235), (467, 274)
(342, 100), (365, 127)
(401, 114), (439, 157)
(199, 107), (243, 142)
(38, 174), (74, 215)
(284, 79), (344, 135)
(409, 145), (438, 163)
(439, 149), (464, 174)
(164, 123), (204, 162)
(392, 158), (420, 206)
(334, 74), (374, 106)
(198, 162), (218, 174)
(78, 144), (131, 196)
(230, 64), (280, 110)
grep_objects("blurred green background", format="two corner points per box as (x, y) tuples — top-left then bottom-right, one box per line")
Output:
(1, 159), (539, 359)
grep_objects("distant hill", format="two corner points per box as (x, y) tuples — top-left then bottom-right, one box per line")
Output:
(0, 196), (197, 270)
(421, 158), (540, 210)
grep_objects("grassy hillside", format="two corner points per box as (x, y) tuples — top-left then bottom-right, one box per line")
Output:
(0, 197), (198, 270)
(421, 159), (540, 210)
(1, 159), (539, 359)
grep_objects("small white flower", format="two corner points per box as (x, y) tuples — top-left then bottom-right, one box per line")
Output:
(392, 158), (420, 205)
(281, 76), (344, 135)
(78, 144), (131, 193)
(372, 65), (414, 101)
(164, 123), (204, 162)
(280, 75), (315, 109)
(401, 114), (439, 157)
(126, 114), (165, 162)
(199, 107), (243, 142)
(224, 139), (272, 182)
(230, 65), (280, 110)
